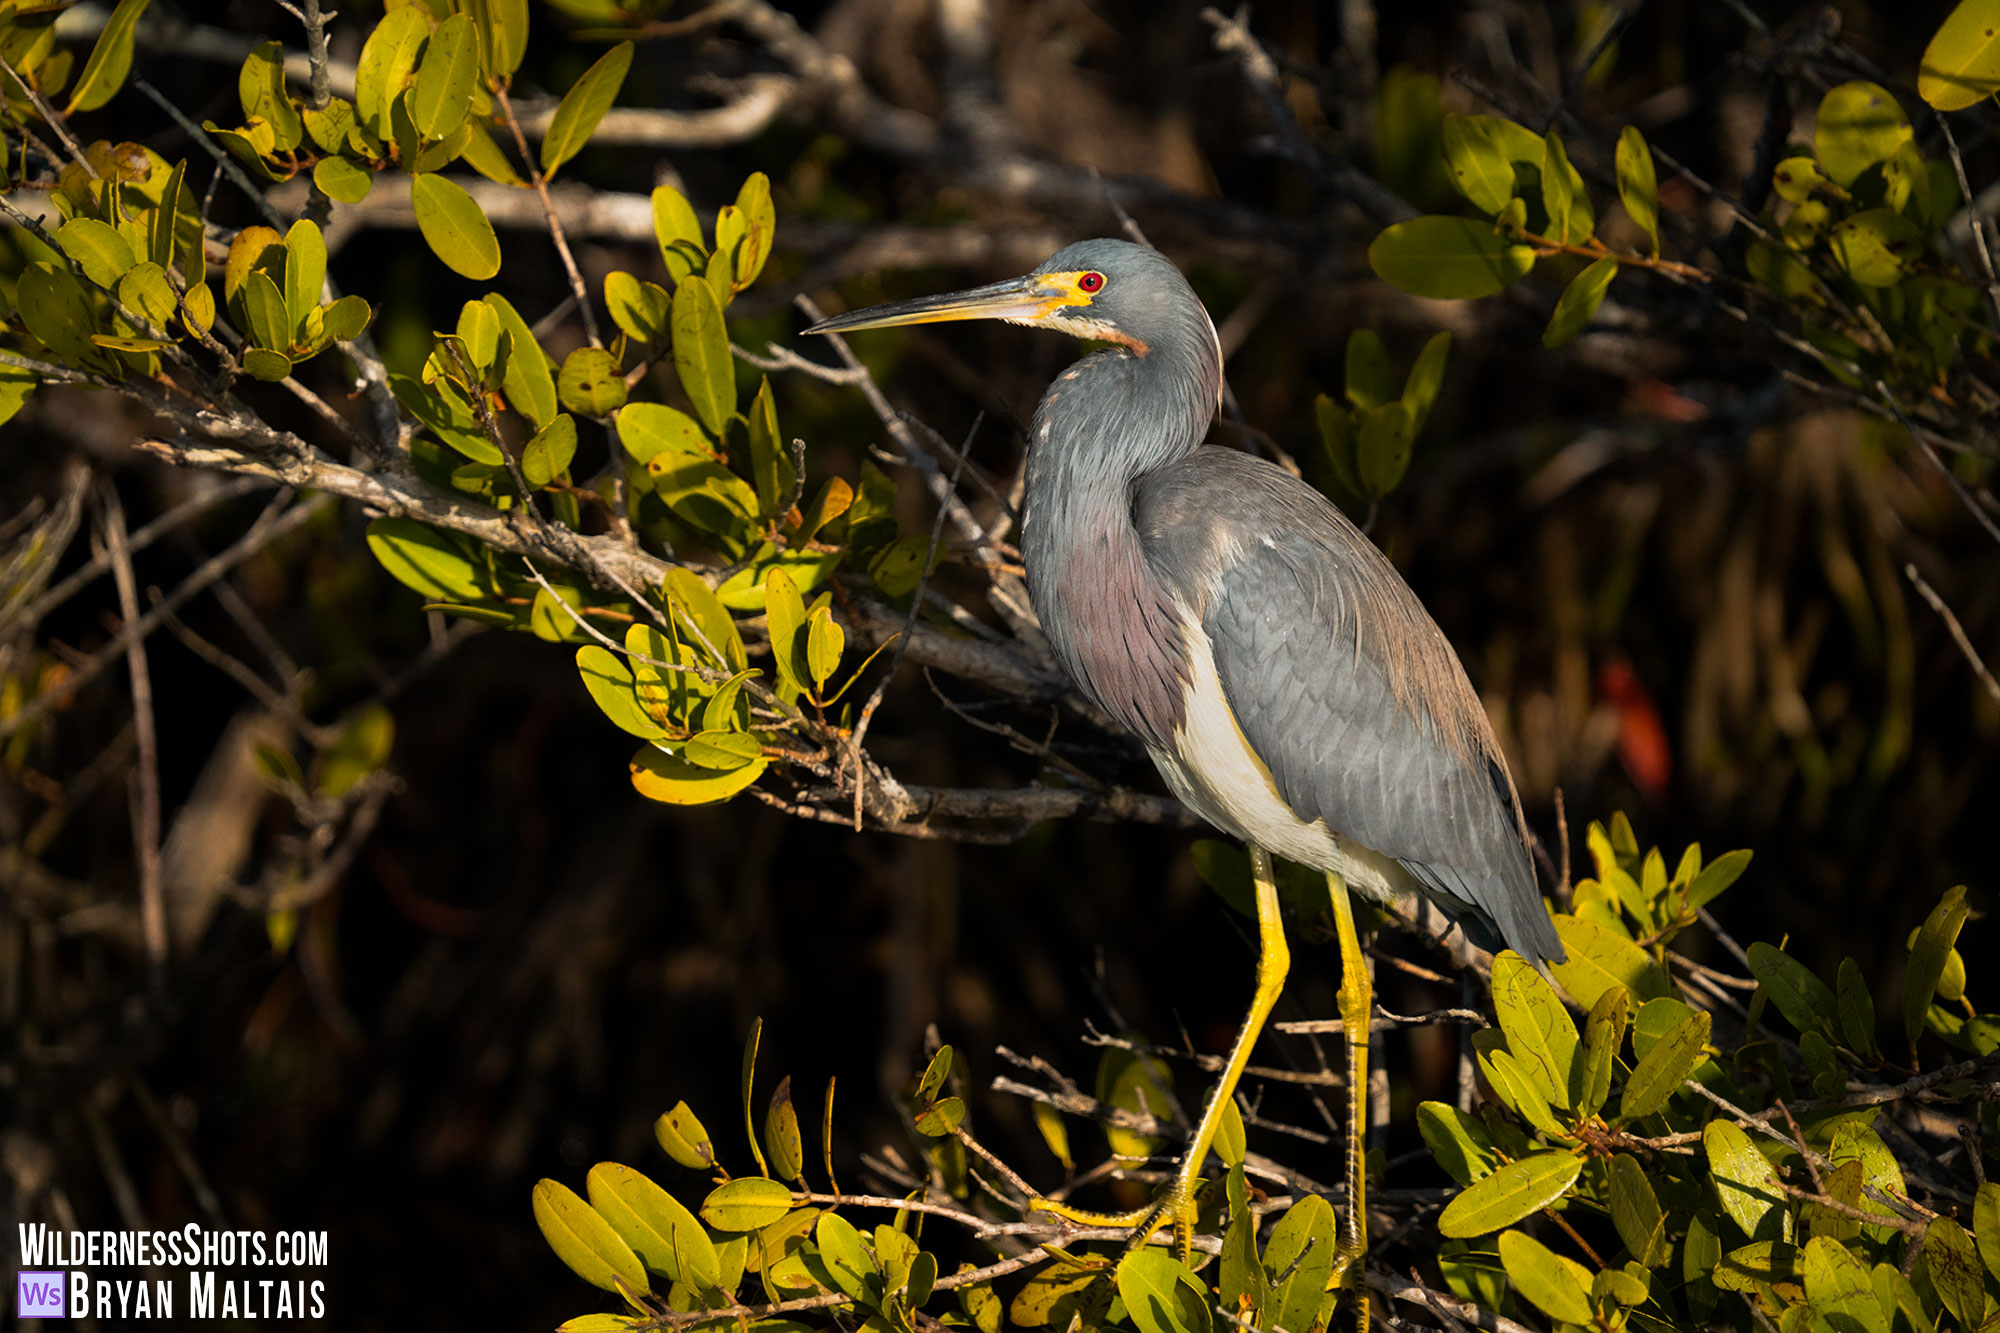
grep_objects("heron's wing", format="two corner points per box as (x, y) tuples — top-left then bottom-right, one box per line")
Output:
(1136, 449), (1563, 964)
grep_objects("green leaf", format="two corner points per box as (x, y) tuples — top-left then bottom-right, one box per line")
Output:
(745, 377), (792, 516)
(455, 299), (502, 370)
(313, 156), (374, 204)
(1907, 885), (1971, 1047)
(532, 1178), (650, 1295)
(238, 269), (291, 351)
(1619, 1009), (1708, 1120)
(700, 1177), (795, 1232)
(1116, 1249), (1211, 1333)
(764, 568), (809, 699)
(1498, 1229), (1593, 1325)
(661, 566), (747, 672)
(150, 160), (186, 270)
(605, 270), (670, 345)
(1804, 1235), (1887, 1333)
(1492, 950), (1580, 1109)
(459, 120), (526, 187)
(587, 1162), (721, 1288)
(1550, 915), (1671, 1009)
(1417, 1101), (1498, 1186)
(354, 5), (429, 139)
(1608, 1153), (1667, 1266)
(542, 41), (633, 177)
(805, 604), (844, 691)
(1703, 1119), (1792, 1244)
(1441, 113), (1522, 215)
(734, 172), (776, 289)
(467, 0), (530, 80)
(1437, 1151), (1583, 1238)
(316, 705), (393, 798)
(523, 414), (579, 488)
(1344, 329), (1393, 410)
(1368, 216), (1535, 299)
(1834, 958), (1878, 1059)
(284, 219), (327, 336)
(914, 1097), (966, 1137)
(239, 40), (303, 151)
(1973, 1182), (2000, 1282)
(764, 1076), (804, 1184)
(653, 186), (707, 282)
(1542, 255), (1618, 348)
(1577, 984), (1630, 1118)
(1541, 131), (1593, 243)
(1399, 330), (1451, 434)
(1924, 1218), (1987, 1329)
(1353, 400), (1412, 497)
(65, 0), (150, 113)
(309, 294), (368, 351)
(1616, 125), (1660, 255)
(484, 294), (557, 429)
(1747, 942), (1838, 1038)
(685, 730), (762, 771)
(654, 1101), (717, 1171)
(1829, 208), (1923, 287)
(303, 97), (355, 154)
(412, 173), (501, 280)
(1921, 0), (2000, 109)
(411, 13), (479, 140)
(117, 263), (176, 329)
(813, 1212), (881, 1307)
(1815, 82), (1914, 189)
(672, 277), (735, 434)
(619, 404), (710, 470)
(559, 346), (628, 417)
(241, 348), (293, 381)
(19, 263), (100, 363)
(1684, 847), (1751, 911)
(366, 516), (487, 601)
(1475, 1035), (1567, 1137)
(57, 217), (136, 288)
(577, 646), (670, 740)
(1264, 1193), (1336, 1333)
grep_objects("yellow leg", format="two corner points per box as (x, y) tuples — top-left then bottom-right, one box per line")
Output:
(1033, 845), (1290, 1256)
(1327, 872), (1371, 1332)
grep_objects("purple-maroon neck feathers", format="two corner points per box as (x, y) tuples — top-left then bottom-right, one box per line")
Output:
(1019, 253), (1223, 747)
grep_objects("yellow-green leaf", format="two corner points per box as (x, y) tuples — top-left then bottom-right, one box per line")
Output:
(1747, 942), (1838, 1038)
(411, 172), (501, 280)
(631, 745), (765, 806)
(1437, 1150), (1582, 1238)
(1115, 1248), (1211, 1333)
(1815, 82), (1913, 188)
(241, 347), (293, 381)
(1925, 1218), (1986, 1329)
(67, 0), (151, 113)
(354, 5), (429, 139)
(238, 269), (291, 351)
(316, 704), (394, 798)
(1616, 125), (1659, 255)
(619, 401), (710, 463)
(1703, 1120), (1791, 1244)
(577, 646), (670, 740)
(366, 516), (487, 601)
(523, 413), (578, 488)
(558, 346), (627, 417)
(804, 604), (843, 690)
(411, 13), (479, 141)
(284, 218), (327, 336)
(734, 172), (775, 289)
(654, 1101), (716, 1171)
(1619, 1009), (1708, 1120)
(313, 156), (374, 204)
(1608, 1153), (1667, 1266)
(1498, 1230), (1593, 1326)
(1491, 949), (1580, 1109)
(1368, 215), (1535, 299)
(541, 41), (633, 178)
(1543, 254), (1618, 348)
(587, 1161), (720, 1288)
(532, 1178), (649, 1295)
(1416, 1101), (1497, 1186)
(605, 270), (670, 345)
(57, 218), (135, 288)
(484, 293), (556, 428)
(763, 568), (809, 699)
(671, 276), (734, 434)
(1907, 886), (1971, 1047)
(700, 1176), (796, 1232)
(1920, 0), (2000, 110)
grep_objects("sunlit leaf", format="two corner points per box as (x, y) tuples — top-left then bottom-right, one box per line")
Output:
(1815, 82), (1913, 188)
(542, 41), (633, 177)
(1437, 1151), (1582, 1238)
(1498, 1229), (1592, 1325)
(532, 1178), (650, 1295)
(412, 173), (502, 279)
(66, 0), (150, 113)
(1368, 216), (1535, 299)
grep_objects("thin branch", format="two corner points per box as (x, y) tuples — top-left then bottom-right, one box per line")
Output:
(493, 85), (603, 348)
(102, 487), (168, 996)
(1905, 563), (2000, 704)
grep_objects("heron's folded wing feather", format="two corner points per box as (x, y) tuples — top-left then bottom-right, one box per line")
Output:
(1137, 450), (1564, 965)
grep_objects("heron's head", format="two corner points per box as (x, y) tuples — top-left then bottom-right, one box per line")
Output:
(805, 238), (1211, 362)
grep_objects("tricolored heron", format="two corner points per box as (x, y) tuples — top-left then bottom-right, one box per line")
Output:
(808, 239), (1564, 1318)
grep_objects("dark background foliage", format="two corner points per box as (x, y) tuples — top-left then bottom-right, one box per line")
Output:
(4, 1), (1996, 1329)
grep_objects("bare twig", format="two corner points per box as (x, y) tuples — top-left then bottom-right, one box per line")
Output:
(1905, 563), (2000, 704)
(102, 488), (168, 996)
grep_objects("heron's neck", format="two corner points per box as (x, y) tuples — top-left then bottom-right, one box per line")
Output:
(1019, 330), (1220, 745)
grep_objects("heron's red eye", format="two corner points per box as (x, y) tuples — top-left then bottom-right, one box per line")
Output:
(1078, 271), (1105, 293)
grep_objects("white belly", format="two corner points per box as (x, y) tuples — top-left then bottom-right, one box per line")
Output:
(1150, 619), (1417, 908)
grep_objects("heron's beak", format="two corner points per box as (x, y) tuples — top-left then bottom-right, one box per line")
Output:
(804, 275), (1060, 336)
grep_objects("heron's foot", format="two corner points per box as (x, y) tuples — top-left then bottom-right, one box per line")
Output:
(1026, 1176), (1199, 1262)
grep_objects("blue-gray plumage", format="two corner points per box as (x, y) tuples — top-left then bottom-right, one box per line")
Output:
(808, 237), (1564, 1299)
